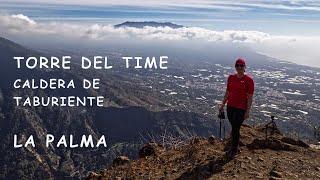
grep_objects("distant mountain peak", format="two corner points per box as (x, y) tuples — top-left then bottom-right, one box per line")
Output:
(114, 21), (184, 29)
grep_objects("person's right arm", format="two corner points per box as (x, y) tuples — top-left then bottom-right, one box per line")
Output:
(219, 90), (229, 111)
(219, 75), (231, 111)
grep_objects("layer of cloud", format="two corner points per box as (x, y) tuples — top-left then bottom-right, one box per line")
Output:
(0, 14), (271, 43)
(0, 14), (319, 68)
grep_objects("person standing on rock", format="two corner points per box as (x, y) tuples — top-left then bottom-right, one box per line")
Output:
(219, 58), (254, 159)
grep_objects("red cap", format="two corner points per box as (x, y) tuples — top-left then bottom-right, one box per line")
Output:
(235, 58), (246, 66)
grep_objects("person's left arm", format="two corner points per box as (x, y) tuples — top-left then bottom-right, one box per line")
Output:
(244, 94), (253, 119)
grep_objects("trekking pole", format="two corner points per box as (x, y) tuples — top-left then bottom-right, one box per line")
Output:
(218, 109), (226, 140)
(223, 119), (226, 139)
(219, 118), (222, 140)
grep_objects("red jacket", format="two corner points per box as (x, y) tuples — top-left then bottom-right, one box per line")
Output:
(227, 74), (254, 110)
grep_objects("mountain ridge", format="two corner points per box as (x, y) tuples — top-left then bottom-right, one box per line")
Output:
(114, 21), (184, 29)
(87, 124), (320, 179)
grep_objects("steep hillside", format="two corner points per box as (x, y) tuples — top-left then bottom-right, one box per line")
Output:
(88, 125), (320, 179)
(0, 37), (220, 179)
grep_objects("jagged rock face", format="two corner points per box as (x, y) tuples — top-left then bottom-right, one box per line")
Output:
(92, 125), (320, 180)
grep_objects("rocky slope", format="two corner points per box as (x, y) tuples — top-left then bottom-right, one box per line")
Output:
(88, 125), (320, 179)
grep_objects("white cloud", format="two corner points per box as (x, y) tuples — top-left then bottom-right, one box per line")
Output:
(0, 14), (37, 33)
(11, 14), (36, 25)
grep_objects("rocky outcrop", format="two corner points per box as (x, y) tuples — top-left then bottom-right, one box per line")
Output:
(138, 142), (164, 158)
(113, 156), (130, 166)
(247, 137), (297, 151)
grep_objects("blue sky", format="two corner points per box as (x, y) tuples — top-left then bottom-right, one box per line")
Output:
(1, 0), (320, 35)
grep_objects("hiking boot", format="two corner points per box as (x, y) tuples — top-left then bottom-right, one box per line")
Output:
(226, 147), (239, 160)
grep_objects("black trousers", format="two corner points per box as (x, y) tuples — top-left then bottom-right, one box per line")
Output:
(227, 106), (246, 149)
